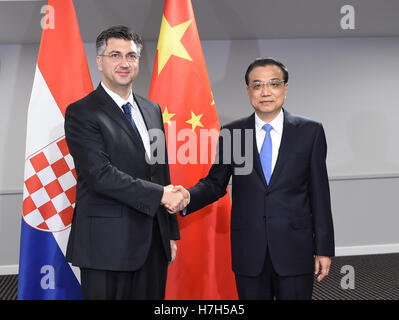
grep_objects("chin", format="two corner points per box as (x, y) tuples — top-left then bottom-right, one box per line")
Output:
(116, 79), (134, 86)
(257, 106), (277, 113)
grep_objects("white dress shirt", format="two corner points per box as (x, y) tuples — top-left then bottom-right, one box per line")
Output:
(255, 109), (284, 174)
(101, 82), (151, 159)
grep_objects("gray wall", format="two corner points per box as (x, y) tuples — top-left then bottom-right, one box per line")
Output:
(1, 37), (398, 273)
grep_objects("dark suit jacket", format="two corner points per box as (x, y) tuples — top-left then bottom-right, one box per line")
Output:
(185, 110), (334, 277)
(64, 84), (179, 271)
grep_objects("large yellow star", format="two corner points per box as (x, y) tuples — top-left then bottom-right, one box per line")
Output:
(162, 106), (175, 126)
(157, 15), (193, 75)
(186, 111), (203, 131)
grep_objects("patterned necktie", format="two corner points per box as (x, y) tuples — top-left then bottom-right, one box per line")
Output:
(121, 102), (142, 143)
(260, 123), (273, 185)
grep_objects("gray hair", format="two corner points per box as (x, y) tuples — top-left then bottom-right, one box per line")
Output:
(96, 25), (143, 56)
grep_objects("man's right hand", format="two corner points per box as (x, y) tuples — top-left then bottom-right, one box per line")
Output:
(161, 185), (189, 213)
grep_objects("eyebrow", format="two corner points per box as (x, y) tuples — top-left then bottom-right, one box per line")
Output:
(108, 50), (137, 54)
(252, 78), (283, 83)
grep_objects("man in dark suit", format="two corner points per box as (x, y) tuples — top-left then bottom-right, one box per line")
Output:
(173, 57), (335, 299)
(64, 26), (186, 299)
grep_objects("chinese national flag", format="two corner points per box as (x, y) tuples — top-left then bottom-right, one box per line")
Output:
(149, 0), (237, 299)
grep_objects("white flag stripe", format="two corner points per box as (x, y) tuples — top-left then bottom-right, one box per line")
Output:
(25, 66), (65, 157)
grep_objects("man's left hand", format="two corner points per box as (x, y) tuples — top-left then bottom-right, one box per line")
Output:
(170, 240), (177, 264)
(314, 255), (331, 282)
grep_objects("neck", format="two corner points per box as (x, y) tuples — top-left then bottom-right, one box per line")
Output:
(102, 80), (132, 100)
(256, 108), (282, 124)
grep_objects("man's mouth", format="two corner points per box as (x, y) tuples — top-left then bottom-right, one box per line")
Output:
(116, 70), (130, 76)
(260, 100), (273, 104)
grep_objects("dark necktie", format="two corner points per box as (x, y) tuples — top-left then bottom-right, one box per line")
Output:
(121, 102), (142, 143)
(260, 123), (273, 184)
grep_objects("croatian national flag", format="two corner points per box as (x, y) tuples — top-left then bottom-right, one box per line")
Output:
(18, 0), (93, 299)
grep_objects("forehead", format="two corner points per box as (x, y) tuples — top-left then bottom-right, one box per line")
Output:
(248, 65), (284, 82)
(105, 37), (138, 53)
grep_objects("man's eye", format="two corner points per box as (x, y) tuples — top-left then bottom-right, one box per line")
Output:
(110, 53), (120, 58)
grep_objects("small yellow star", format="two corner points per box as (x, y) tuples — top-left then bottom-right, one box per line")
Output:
(210, 92), (215, 106)
(162, 106), (175, 126)
(186, 111), (203, 131)
(157, 15), (193, 75)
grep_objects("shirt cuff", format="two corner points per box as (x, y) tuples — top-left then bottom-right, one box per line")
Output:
(181, 191), (190, 216)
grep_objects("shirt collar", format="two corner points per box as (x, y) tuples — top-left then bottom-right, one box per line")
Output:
(101, 82), (134, 109)
(255, 109), (284, 134)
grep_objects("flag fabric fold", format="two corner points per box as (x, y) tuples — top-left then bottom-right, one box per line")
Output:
(149, 0), (238, 299)
(18, 0), (93, 299)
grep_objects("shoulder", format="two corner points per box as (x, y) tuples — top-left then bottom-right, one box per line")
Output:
(222, 114), (253, 131)
(284, 110), (326, 146)
(65, 90), (98, 117)
(284, 110), (323, 130)
(134, 94), (163, 119)
(134, 94), (160, 109)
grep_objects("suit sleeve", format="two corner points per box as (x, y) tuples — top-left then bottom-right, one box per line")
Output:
(156, 104), (180, 240)
(184, 128), (233, 215)
(309, 123), (335, 257)
(64, 102), (164, 217)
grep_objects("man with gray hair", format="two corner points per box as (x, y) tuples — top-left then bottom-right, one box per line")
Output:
(174, 57), (335, 300)
(64, 25), (185, 299)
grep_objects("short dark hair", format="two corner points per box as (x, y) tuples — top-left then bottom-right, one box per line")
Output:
(96, 25), (143, 55)
(245, 57), (289, 85)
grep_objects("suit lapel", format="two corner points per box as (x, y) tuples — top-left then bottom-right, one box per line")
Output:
(94, 84), (146, 152)
(134, 94), (154, 132)
(268, 109), (296, 187)
(248, 113), (268, 189)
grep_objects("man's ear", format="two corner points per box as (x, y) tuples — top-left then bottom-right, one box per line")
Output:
(96, 55), (103, 72)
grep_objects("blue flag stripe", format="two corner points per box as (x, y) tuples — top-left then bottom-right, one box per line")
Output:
(18, 219), (81, 300)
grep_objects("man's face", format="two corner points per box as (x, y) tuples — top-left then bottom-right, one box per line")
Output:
(246, 65), (288, 122)
(97, 38), (139, 92)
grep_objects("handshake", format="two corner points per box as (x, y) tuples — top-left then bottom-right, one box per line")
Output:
(161, 185), (190, 214)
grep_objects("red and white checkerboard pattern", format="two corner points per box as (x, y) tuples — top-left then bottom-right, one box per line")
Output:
(23, 137), (77, 232)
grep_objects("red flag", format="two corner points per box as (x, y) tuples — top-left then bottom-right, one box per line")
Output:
(19, 0), (92, 299)
(149, 0), (237, 299)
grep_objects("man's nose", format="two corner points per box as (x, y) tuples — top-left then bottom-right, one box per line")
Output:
(260, 85), (271, 95)
(119, 55), (130, 66)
